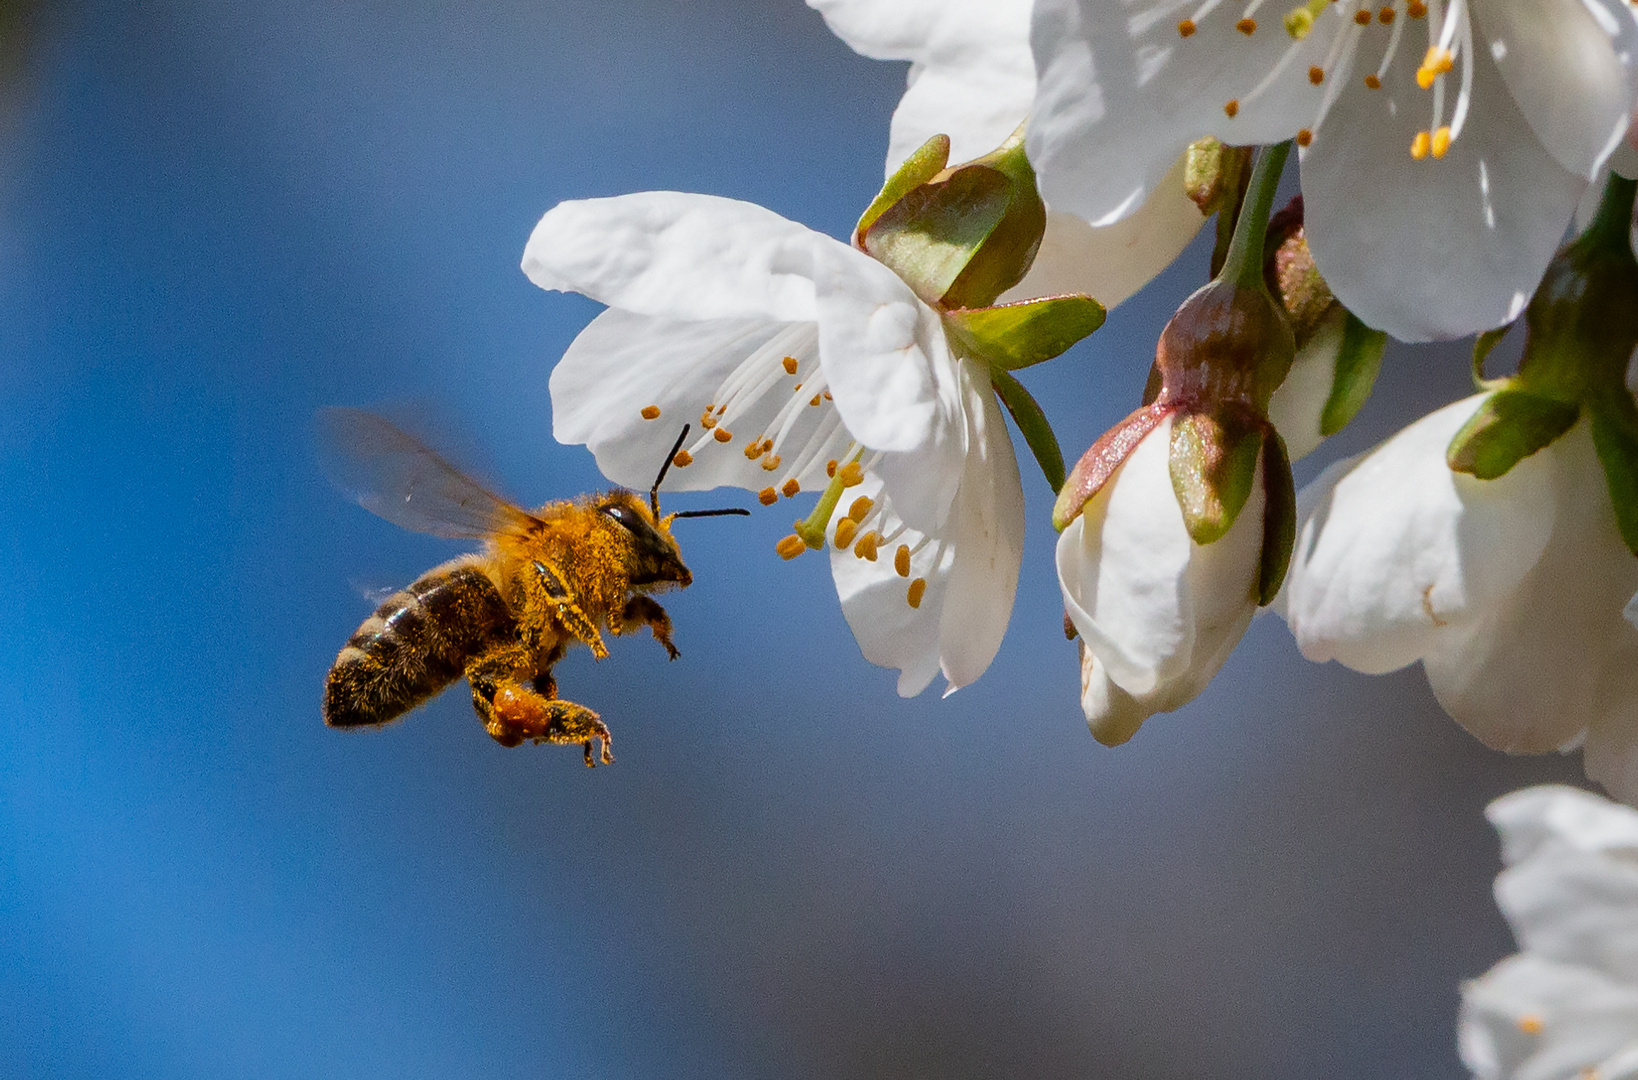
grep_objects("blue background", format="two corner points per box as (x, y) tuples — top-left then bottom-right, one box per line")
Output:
(0, 2), (1585, 1076)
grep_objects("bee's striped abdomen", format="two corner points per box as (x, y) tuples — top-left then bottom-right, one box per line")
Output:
(324, 563), (517, 728)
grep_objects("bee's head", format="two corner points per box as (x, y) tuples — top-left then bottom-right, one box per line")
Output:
(596, 490), (692, 589)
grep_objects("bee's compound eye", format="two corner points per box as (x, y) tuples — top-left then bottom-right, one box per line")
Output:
(603, 505), (631, 528)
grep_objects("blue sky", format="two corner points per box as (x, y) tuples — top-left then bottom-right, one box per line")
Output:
(0, 2), (1587, 1077)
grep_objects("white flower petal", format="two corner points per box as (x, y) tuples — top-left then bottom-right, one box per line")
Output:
(1422, 424), (1638, 756)
(1265, 306), (1348, 464)
(1460, 953), (1638, 1080)
(1280, 394), (1556, 675)
(1497, 845), (1638, 983)
(522, 192), (821, 323)
(1000, 155), (1206, 310)
(1078, 643), (1152, 746)
(550, 309), (851, 495)
(1058, 415), (1263, 697)
(1478, 0), (1638, 181)
(1300, 32), (1587, 341)
(1489, 785), (1638, 866)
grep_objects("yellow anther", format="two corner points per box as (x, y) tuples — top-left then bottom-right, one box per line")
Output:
(833, 517), (858, 549)
(1407, 0), (1426, 16)
(894, 544), (911, 578)
(847, 496), (874, 522)
(782, 355), (798, 375)
(672, 449), (693, 467)
(640, 405), (661, 420)
(744, 440), (762, 460)
(1378, 5), (1394, 21)
(700, 410), (717, 429)
(792, 382), (802, 393)
(1284, 0), (1327, 37)
(1178, 18), (1197, 35)
(1296, 128), (1313, 147)
(715, 403), (727, 414)
(1308, 65), (1324, 84)
(823, 390), (832, 400)
(906, 578), (927, 609)
(826, 459), (838, 478)
(714, 427), (733, 443)
(758, 487), (778, 506)
(1431, 125), (1452, 158)
(1517, 1015), (1544, 1035)
(837, 462), (864, 487)
(1236, 16), (1257, 33)
(775, 535), (806, 560)
(1410, 130), (1431, 159)
(809, 394), (822, 407)
(781, 478), (800, 498)
(1224, 99), (1240, 118)
(1353, 8), (1371, 23)
(761, 452), (782, 471)
(853, 531), (880, 561)
(1364, 73), (1382, 88)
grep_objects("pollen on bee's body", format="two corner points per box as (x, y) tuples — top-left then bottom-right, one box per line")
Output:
(640, 405), (661, 420)
(894, 545), (911, 578)
(853, 531), (880, 561)
(782, 356), (798, 375)
(714, 428), (733, 443)
(775, 535), (806, 560)
(673, 449), (693, 467)
(758, 487), (778, 506)
(761, 453), (782, 471)
(906, 578), (927, 609)
(833, 518), (858, 549)
(847, 496), (873, 522)
(781, 478), (800, 498)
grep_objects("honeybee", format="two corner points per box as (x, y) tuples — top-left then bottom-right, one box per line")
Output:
(319, 408), (745, 765)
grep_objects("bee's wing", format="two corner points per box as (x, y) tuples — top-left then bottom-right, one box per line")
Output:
(317, 407), (540, 540)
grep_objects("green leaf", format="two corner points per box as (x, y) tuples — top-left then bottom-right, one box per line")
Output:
(1317, 312), (1386, 436)
(991, 369), (1065, 493)
(944, 295), (1106, 370)
(1257, 428), (1295, 605)
(855, 134), (950, 243)
(1590, 397), (1638, 557)
(1471, 321), (1514, 386)
(1446, 388), (1579, 480)
(1169, 410), (1264, 545)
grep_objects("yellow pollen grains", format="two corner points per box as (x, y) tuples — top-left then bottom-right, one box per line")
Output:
(1352, 8), (1371, 24)
(833, 517), (858, 549)
(1431, 125), (1452, 158)
(809, 394), (822, 407)
(700, 409), (717, 429)
(1410, 130), (1431, 159)
(1517, 1015), (1545, 1035)
(640, 405), (661, 420)
(847, 496), (874, 522)
(781, 478), (801, 498)
(906, 578), (927, 609)
(758, 487), (778, 506)
(775, 535), (806, 560)
(837, 462), (864, 488)
(744, 440), (762, 460)
(1364, 73), (1382, 88)
(1177, 17), (1197, 35)
(826, 459), (838, 478)
(1297, 128), (1313, 147)
(1236, 16), (1257, 33)
(782, 355), (798, 375)
(1378, 4), (1394, 20)
(894, 544), (911, 577)
(1308, 65), (1324, 84)
(672, 449), (693, 467)
(760, 452), (782, 471)
(853, 531), (880, 561)
(1224, 99), (1240, 117)
(713, 427), (733, 443)
(1407, 0), (1426, 15)
(1416, 46), (1453, 88)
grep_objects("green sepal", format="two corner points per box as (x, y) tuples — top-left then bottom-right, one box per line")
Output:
(1317, 312), (1386, 437)
(1053, 403), (1169, 530)
(1589, 396), (1638, 557)
(991, 369), (1065, 492)
(1446, 388), (1580, 480)
(1169, 409), (1264, 545)
(855, 134), (951, 243)
(1472, 321), (1514, 386)
(945, 295), (1106, 370)
(861, 126), (1046, 310)
(1257, 428), (1295, 605)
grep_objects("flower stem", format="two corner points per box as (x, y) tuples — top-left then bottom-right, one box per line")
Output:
(1217, 141), (1291, 293)
(1580, 172), (1637, 254)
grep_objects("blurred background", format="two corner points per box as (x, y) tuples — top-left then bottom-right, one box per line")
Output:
(0, 1), (1589, 1076)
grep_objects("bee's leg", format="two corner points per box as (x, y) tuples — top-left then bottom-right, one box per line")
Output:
(613, 595), (680, 660)
(530, 559), (610, 660)
(466, 647), (612, 765)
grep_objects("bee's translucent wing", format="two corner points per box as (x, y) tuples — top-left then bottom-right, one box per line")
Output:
(317, 407), (539, 540)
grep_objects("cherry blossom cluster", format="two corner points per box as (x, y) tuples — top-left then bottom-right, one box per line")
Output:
(521, 0), (1638, 806)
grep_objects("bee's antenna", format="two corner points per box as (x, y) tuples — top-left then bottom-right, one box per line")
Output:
(671, 508), (752, 519)
(652, 424), (691, 518)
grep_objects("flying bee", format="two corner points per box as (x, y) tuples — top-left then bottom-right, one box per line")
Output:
(319, 408), (746, 765)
